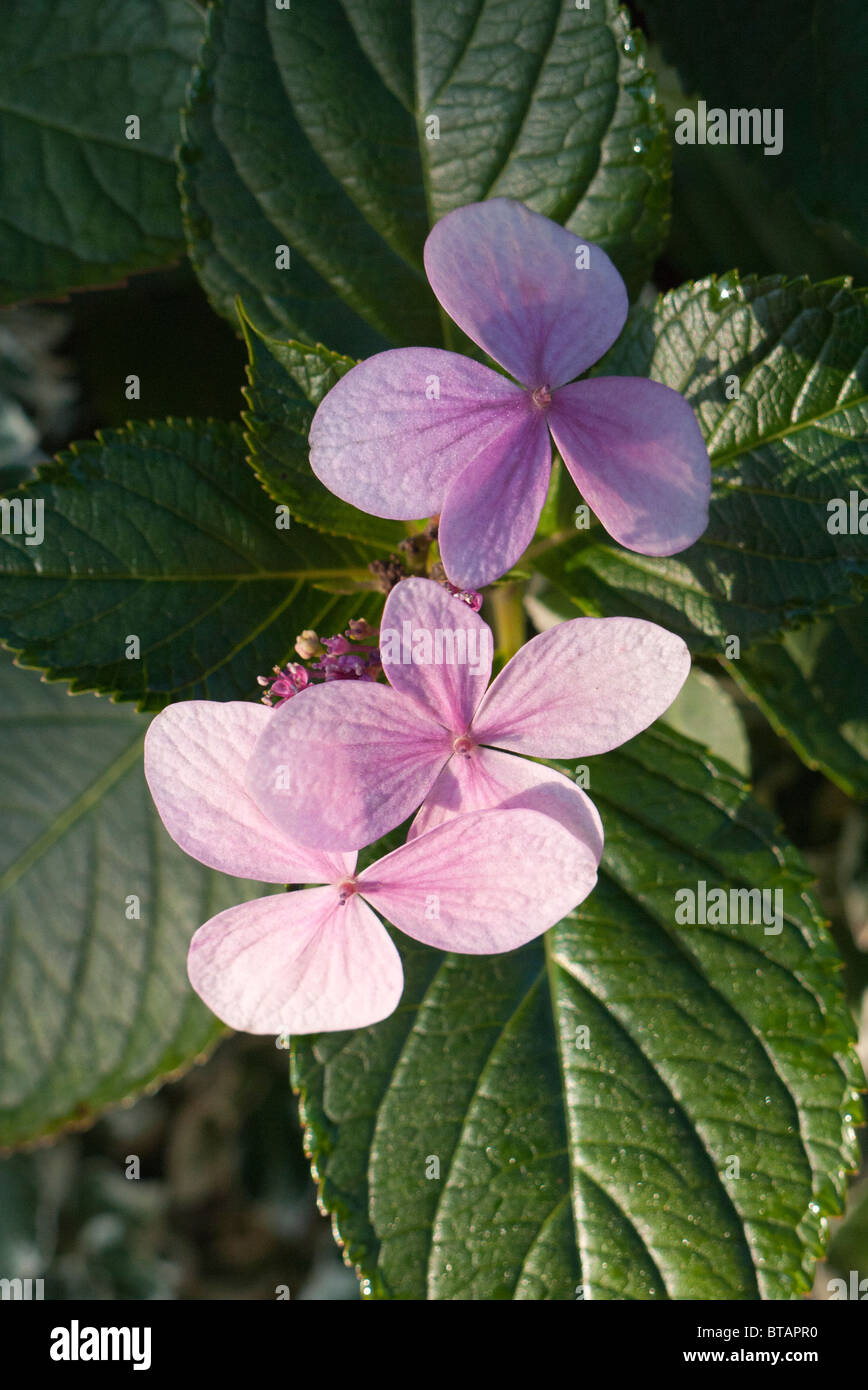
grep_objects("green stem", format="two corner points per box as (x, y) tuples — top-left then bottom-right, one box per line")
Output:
(490, 581), (527, 660)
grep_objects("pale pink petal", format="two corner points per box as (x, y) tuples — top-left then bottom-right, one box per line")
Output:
(187, 888), (403, 1035)
(473, 616), (691, 757)
(408, 745), (604, 862)
(424, 199), (628, 390)
(438, 408), (551, 590)
(380, 577), (493, 731)
(358, 808), (598, 954)
(548, 377), (711, 556)
(144, 701), (352, 884)
(309, 346), (526, 518)
(245, 682), (450, 851)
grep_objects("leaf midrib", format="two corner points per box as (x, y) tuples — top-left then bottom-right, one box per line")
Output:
(0, 731), (144, 898)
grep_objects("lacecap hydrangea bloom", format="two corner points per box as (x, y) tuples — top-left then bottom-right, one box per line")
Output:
(309, 198), (712, 590)
(246, 577), (690, 852)
(144, 701), (598, 1033)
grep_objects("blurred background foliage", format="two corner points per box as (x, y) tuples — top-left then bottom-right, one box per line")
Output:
(0, 5), (864, 1300)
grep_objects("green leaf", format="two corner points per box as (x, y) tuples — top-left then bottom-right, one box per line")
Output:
(240, 306), (408, 548)
(536, 274), (868, 652)
(0, 652), (264, 1150)
(663, 138), (868, 289)
(0, 418), (384, 708)
(726, 604), (868, 800)
(179, 0), (669, 350)
(0, 0), (204, 304)
(642, 0), (868, 252)
(659, 668), (751, 777)
(293, 726), (863, 1299)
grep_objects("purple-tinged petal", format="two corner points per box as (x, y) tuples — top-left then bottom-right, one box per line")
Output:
(309, 346), (526, 518)
(380, 577), (494, 731)
(548, 377), (711, 556)
(144, 701), (353, 884)
(424, 199), (628, 390)
(187, 888), (403, 1035)
(409, 745), (604, 862)
(358, 808), (597, 954)
(438, 408), (551, 590)
(473, 616), (691, 758)
(245, 681), (451, 851)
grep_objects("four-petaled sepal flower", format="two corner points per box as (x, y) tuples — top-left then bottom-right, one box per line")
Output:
(144, 701), (599, 1035)
(310, 198), (711, 590)
(246, 577), (690, 852)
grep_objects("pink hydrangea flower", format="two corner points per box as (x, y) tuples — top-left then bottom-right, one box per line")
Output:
(309, 198), (711, 591)
(246, 577), (690, 852)
(144, 701), (598, 1034)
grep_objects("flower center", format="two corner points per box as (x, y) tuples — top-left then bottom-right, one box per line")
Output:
(531, 384), (552, 411)
(452, 734), (475, 758)
(337, 878), (359, 904)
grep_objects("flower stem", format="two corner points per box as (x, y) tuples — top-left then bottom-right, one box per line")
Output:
(490, 582), (526, 660)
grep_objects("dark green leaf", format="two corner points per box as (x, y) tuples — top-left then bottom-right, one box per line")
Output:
(240, 306), (408, 547)
(294, 726), (863, 1299)
(536, 274), (868, 652)
(0, 0), (204, 304)
(179, 0), (669, 350)
(0, 419), (383, 708)
(727, 603), (868, 800)
(642, 0), (868, 252)
(663, 141), (868, 289)
(0, 653), (264, 1149)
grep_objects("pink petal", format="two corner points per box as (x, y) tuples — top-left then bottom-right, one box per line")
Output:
(309, 346), (526, 519)
(438, 408), (551, 590)
(424, 199), (628, 390)
(380, 577), (494, 731)
(187, 888), (404, 1035)
(473, 616), (691, 758)
(408, 745), (604, 862)
(144, 701), (353, 884)
(245, 681), (450, 851)
(548, 377), (711, 556)
(358, 808), (598, 954)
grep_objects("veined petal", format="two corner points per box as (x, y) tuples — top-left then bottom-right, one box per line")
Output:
(473, 616), (691, 758)
(380, 577), (493, 731)
(549, 377), (711, 556)
(409, 745), (604, 863)
(143, 700), (352, 884)
(358, 808), (598, 955)
(424, 199), (628, 389)
(246, 681), (450, 851)
(438, 408), (551, 590)
(309, 346), (526, 519)
(187, 888), (403, 1035)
